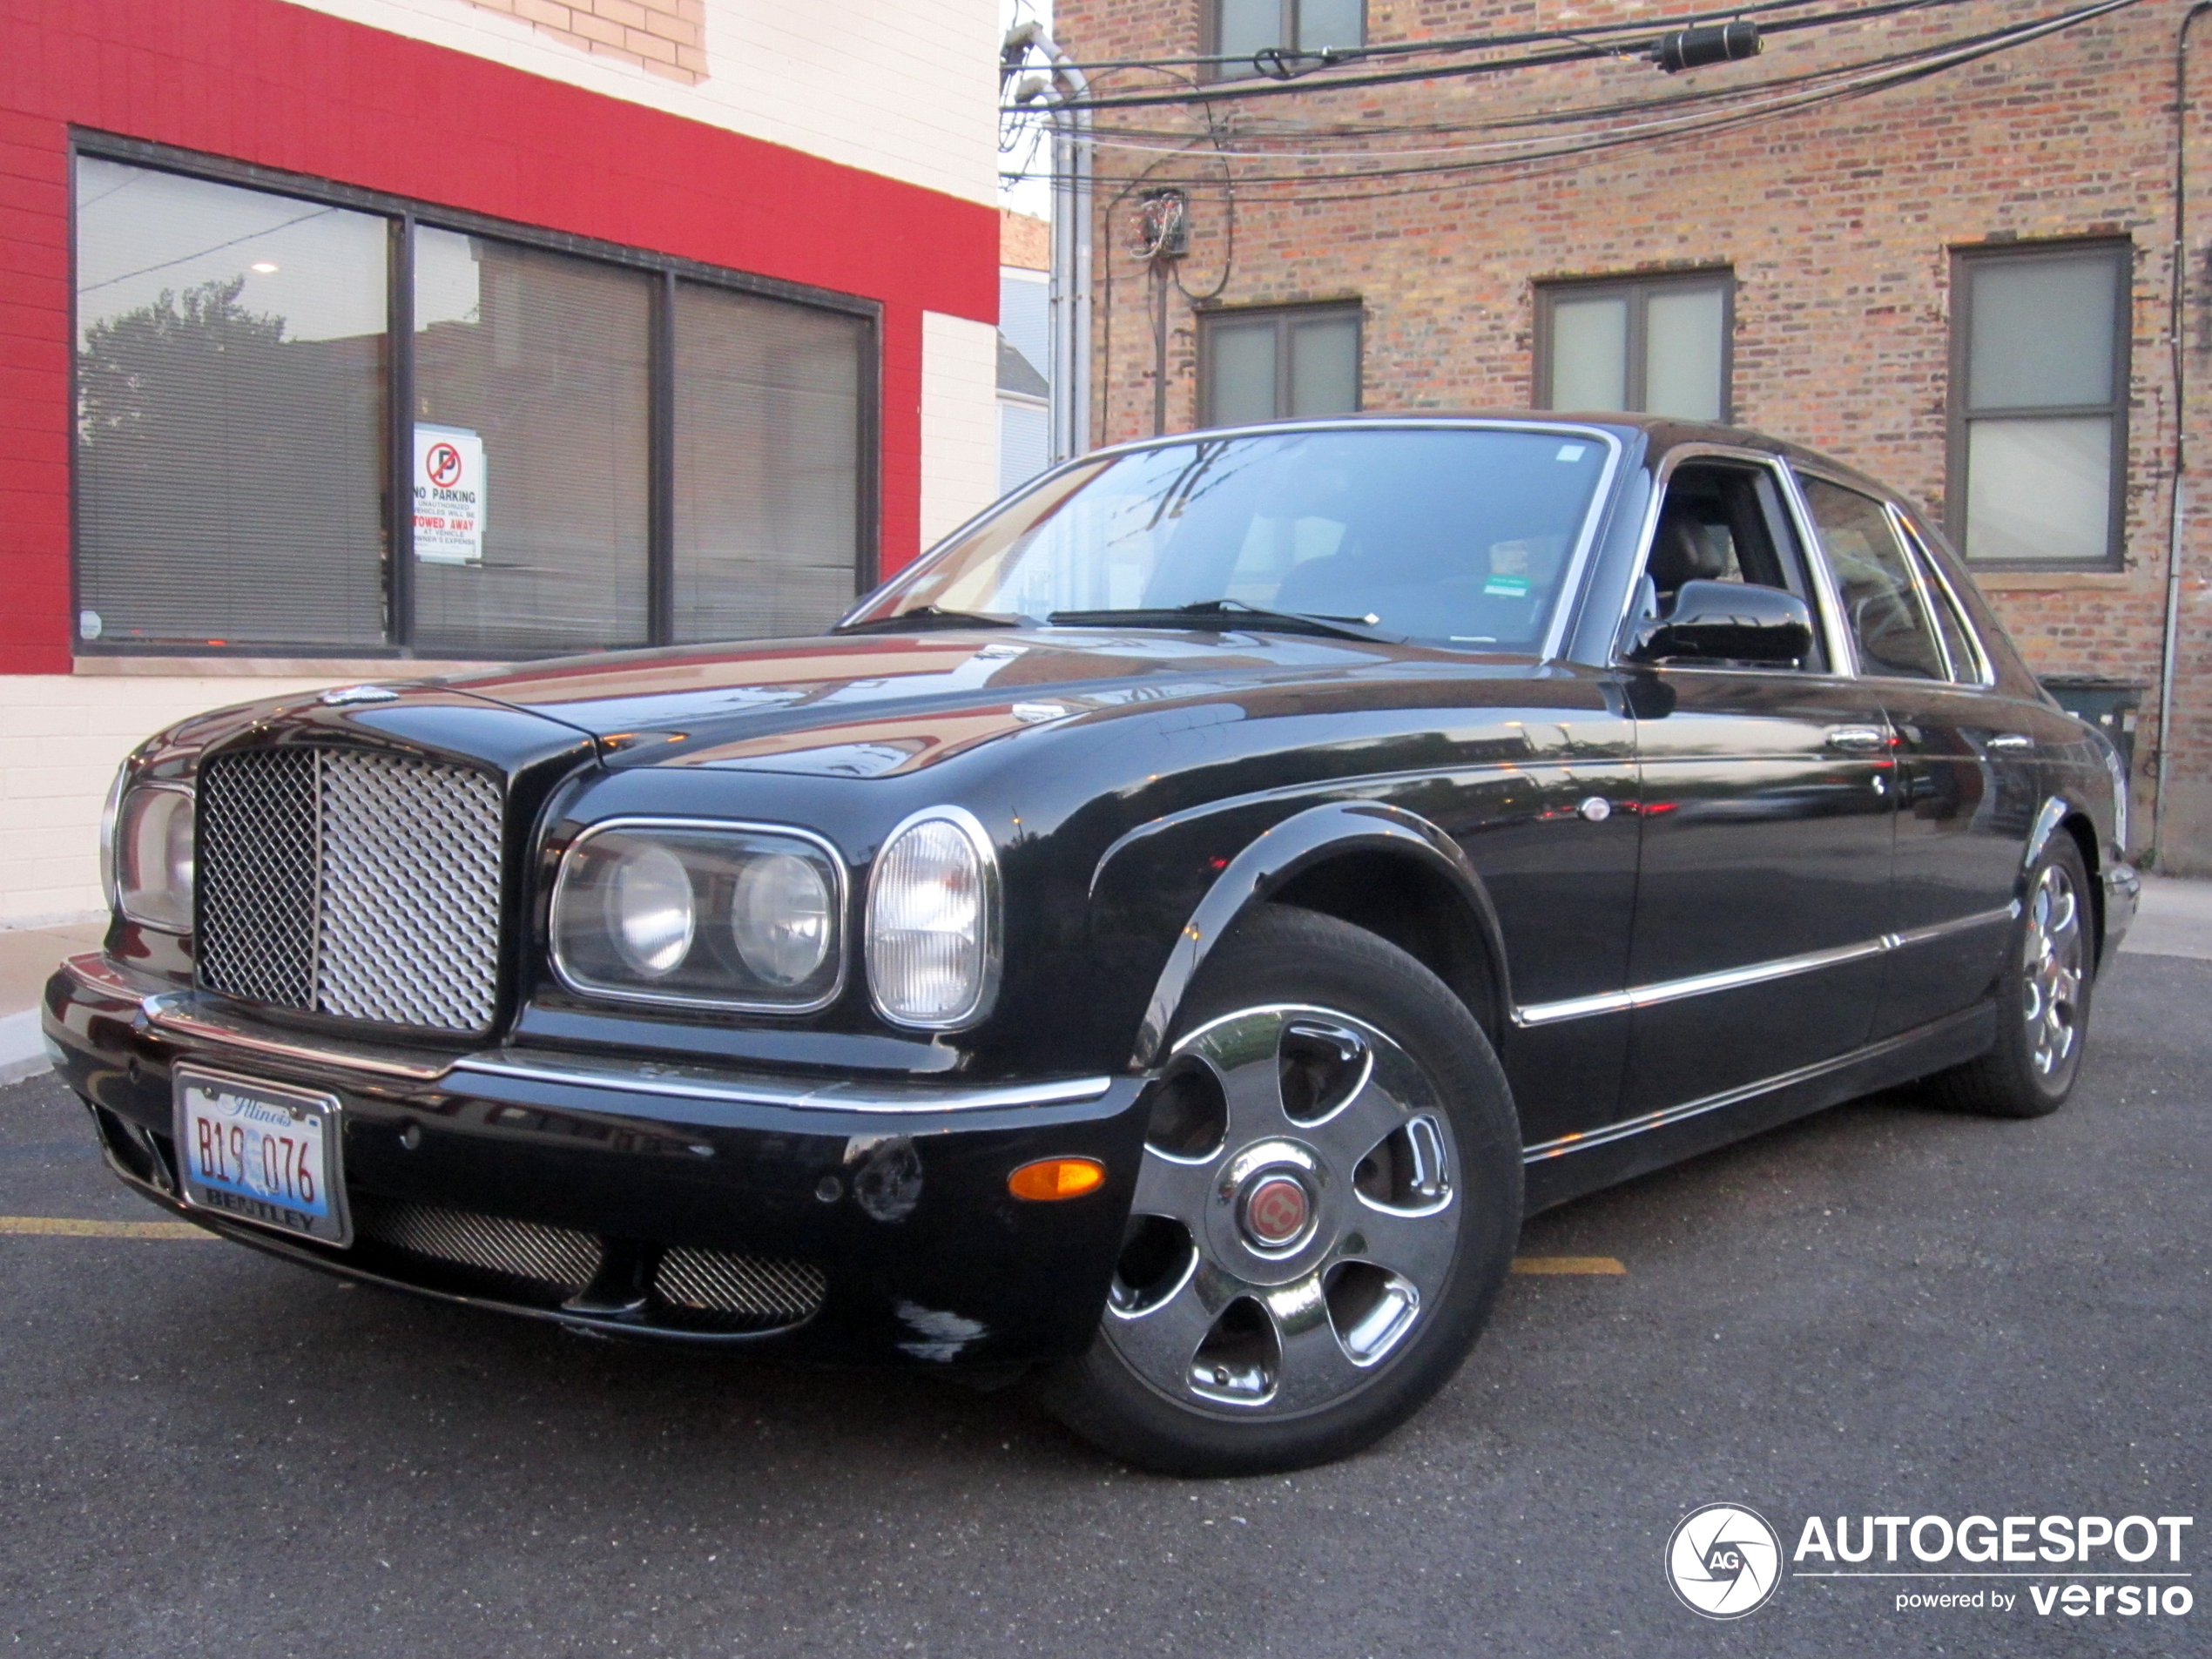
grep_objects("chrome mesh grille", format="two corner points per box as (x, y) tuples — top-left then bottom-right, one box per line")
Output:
(356, 1200), (603, 1294)
(654, 1246), (827, 1324)
(197, 748), (319, 1009)
(198, 747), (504, 1032)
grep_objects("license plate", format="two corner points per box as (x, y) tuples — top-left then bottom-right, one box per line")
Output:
(173, 1067), (352, 1245)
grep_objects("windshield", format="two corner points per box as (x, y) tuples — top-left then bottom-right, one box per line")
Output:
(850, 427), (1615, 649)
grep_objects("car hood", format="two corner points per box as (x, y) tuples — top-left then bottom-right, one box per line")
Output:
(444, 628), (1534, 778)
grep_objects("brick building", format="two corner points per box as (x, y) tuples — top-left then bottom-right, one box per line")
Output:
(0, 0), (1003, 927)
(1050, 0), (2212, 871)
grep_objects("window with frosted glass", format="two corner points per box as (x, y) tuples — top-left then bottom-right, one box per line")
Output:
(411, 229), (652, 652)
(1210, 0), (1364, 80)
(73, 157), (389, 648)
(671, 282), (867, 643)
(1536, 273), (1730, 421)
(1201, 305), (1361, 426)
(1948, 243), (2128, 566)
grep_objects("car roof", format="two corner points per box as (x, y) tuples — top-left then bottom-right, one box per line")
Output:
(1078, 410), (1899, 502)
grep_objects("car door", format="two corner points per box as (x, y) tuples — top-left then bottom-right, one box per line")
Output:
(1606, 452), (1897, 1121)
(1850, 502), (2042, 1037)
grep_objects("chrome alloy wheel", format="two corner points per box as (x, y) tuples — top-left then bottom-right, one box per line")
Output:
(2022, 861), (2085, 1078)
(1104, 1004), (1461, 1416)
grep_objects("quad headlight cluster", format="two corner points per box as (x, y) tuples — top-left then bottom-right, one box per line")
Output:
(552, 823), (846, 1012)
(102, 768), (196, 934)
(550, 810), (999, 1028)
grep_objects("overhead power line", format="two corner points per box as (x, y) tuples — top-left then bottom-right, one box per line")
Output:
(1001, 0), (2141, 199)
(1009, 0), (2013, 112)
(1035, 0), (1949, 73)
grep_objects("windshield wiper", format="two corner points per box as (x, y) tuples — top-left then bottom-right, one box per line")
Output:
(835, 605), (1032, 634)
(1046, 598), (1398, 643)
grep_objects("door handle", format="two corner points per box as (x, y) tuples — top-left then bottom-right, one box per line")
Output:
(1986, 732), (2035, 752)
(1824, 725), (1890, 753)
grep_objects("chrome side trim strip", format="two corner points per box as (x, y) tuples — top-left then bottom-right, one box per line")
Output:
(1512, 903), (2019, 1028)
(1522, 1010), (1980, 1163)
(448, 1055), (1116, 1115)
(1514, 937), (1885, 1027)
(1885, 901), (2020, 952)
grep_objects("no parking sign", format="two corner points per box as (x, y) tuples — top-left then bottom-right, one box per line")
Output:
(412, 423), (486, 564)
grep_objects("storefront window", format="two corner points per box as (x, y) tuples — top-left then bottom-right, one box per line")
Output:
(671, 281), (867, 644)
(412, 230), (652, 652)
(71, 149), (876, 658)
(74, 158), (389, 649)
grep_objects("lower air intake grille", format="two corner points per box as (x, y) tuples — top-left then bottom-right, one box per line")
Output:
(355, 1200), (603, 1295)
(199, 746), (504, 1032)
(654, 1246), (827, 1325)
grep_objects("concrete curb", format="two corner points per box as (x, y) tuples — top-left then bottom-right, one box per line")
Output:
(0, 1008), (51, 1086)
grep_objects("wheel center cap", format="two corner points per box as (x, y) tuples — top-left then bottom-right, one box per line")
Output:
(1240, 1173), (1312, 1248)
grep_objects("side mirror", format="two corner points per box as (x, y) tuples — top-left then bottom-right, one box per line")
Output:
(1631, 579), (1814, 668)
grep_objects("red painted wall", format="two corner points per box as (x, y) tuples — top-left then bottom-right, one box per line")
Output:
(0, 0), (997, 673)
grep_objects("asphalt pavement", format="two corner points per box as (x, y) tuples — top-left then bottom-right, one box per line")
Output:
(2, 952), (2205, 1657)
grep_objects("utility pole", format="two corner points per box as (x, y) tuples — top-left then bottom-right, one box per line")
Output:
(1005, 24), (1093, 464)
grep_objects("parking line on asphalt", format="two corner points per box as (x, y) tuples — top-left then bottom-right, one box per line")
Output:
(0, 1216), (209, 1239)
(1511, 1256), (1626, 1274)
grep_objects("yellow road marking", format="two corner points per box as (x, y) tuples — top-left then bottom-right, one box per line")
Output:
(1512, 1255), (1626, 1275)
(0, 1215), (210, 1239)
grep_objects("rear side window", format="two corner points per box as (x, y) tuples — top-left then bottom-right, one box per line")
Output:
(1892, 513), (1992, 685)
(1798, 475), (1946, 680)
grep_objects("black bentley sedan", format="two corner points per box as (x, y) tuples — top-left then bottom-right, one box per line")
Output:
(46, 415), (2135, 1475)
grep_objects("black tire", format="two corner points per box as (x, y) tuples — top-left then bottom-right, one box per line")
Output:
(1923, 833), (2095, 1119)
(1036, 903), (1523, 1476)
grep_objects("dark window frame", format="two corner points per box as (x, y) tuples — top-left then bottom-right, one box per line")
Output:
(68, 130), (882, 659)
(1945, 236), (2132, 572)
(1533, 269), (1736, 420)
(1200, 0), (1366, 83)
(1197, 300), (1364, 426)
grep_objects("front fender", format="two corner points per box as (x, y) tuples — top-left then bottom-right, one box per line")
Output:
(1094, 799), (1512, 1069)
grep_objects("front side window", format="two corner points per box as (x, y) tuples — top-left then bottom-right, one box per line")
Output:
(73, 150), (873, 657)
(1631, 459), (1826, 671)
(1537, 273), (1731, 422)
(1948, 241), (2129, 566)
(851, 426), (1613, 650)
(1799, 475), (1945, 680)
(1211, 0), (1364, 80)
(1201, 305), (1361, 427)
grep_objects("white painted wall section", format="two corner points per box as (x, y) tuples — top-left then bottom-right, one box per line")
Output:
(919, 311), (1002, 552)
(286, 0), (1001, 206)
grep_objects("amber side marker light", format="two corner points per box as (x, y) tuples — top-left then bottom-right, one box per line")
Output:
(1008, 1157), (1107, 1201)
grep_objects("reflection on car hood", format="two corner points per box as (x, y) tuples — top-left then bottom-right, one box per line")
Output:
(445, 628), (1527, 776)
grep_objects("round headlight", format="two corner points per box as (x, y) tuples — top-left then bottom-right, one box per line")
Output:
(866, 811), (996, 1028)
(605, 841), (695, 977)
(732, 851), (833, 988)
(114, 784), (195, 933)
